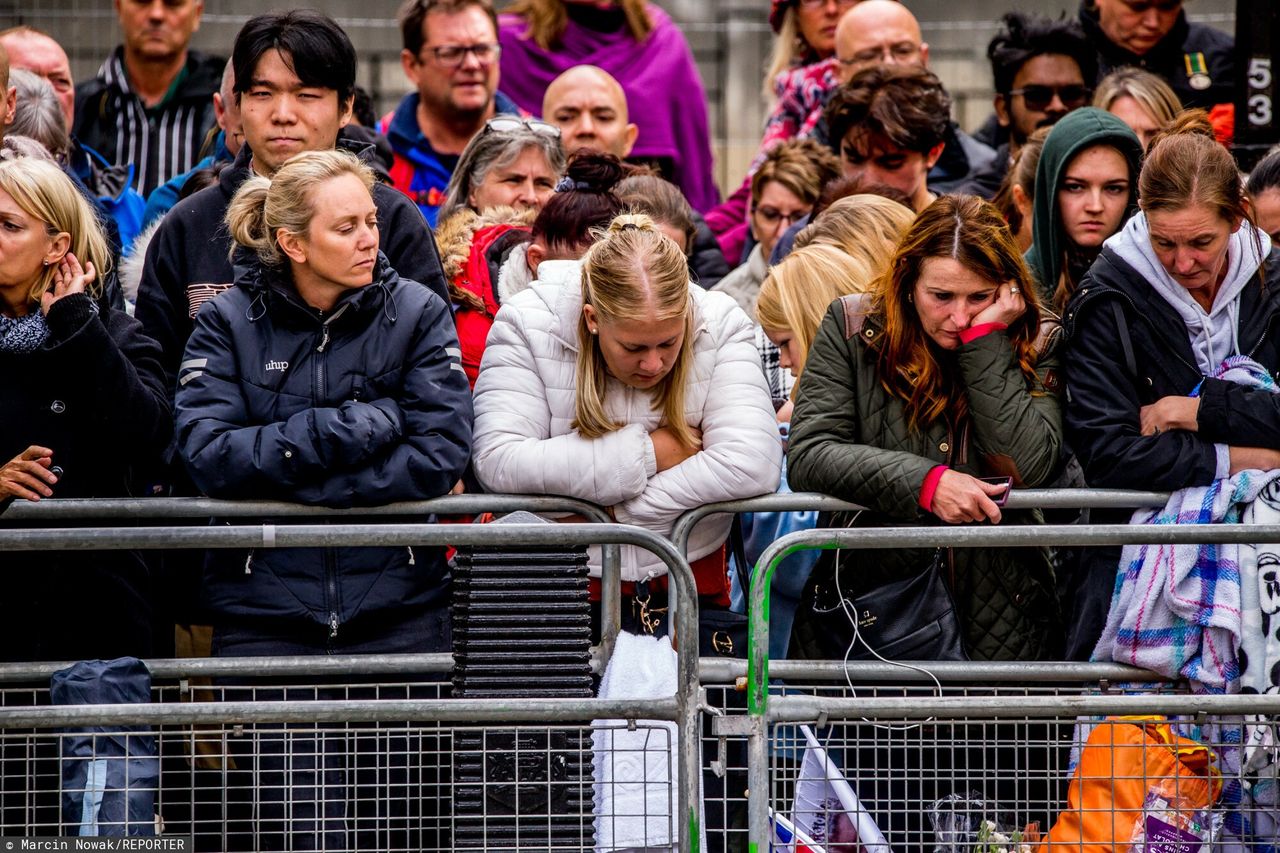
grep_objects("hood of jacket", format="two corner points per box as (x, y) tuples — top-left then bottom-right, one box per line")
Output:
(436, 205), (536, 285)
(1106, 211), (1273, 375)
(1026, 107), (1143, 302)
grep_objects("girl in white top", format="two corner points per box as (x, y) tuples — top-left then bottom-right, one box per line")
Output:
(472, 213), (781, 597)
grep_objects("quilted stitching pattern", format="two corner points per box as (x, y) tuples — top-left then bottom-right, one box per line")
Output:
(789, 300), (1064, 660)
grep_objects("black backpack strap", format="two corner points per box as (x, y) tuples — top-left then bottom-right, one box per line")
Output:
(1111, 300), (1137, 381)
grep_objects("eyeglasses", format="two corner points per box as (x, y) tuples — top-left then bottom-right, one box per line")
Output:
(839, 42), (922, 66)
(1009, 84), (1092, 111)
(421, 42), (501, 68)
(483, 116), (562, 139)
(752, 205), (810, 226)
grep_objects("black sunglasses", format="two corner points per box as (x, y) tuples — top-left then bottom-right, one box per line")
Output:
(1009, 84), (1092, 111)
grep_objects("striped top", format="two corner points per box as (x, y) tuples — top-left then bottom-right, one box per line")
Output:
(73, 48), (223, 198)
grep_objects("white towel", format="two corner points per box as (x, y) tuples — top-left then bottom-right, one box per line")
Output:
(593, 631), (679, 852)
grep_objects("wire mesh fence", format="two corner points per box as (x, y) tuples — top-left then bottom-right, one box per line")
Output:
(762, 709), (1277, 853)
(0, 716), (679, 851)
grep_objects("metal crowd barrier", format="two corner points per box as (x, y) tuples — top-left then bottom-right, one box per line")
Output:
(0, 520), (701, 850)
(745, 521), (1280, 851)
(0, 493), (628, 667)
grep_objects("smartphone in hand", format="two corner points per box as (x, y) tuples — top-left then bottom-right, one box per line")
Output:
(978, 475), (1013, 507)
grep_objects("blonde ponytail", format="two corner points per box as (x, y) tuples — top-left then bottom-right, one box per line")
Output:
(224, 176), (276, 264)
(574, 212), (700, 450)
(224, 149), (377, 268)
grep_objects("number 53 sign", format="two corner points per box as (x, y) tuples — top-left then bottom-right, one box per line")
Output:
(1235, 0), (1278, 169)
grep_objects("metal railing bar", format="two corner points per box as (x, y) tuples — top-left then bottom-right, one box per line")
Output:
(0, 653), (456, 683)
(669, 488), (1175, 558)
(765, 692), (1280, 721)
(0, 494), (611, 521)
(0, 697), (680, 728)
(697, 659), (1170, 685)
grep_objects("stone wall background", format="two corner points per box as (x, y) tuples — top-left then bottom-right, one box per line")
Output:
(1, 0), (1235, 194)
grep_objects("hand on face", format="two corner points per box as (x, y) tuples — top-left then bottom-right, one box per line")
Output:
(971, 280), (1027, 328)
(40, 252), (95, 316)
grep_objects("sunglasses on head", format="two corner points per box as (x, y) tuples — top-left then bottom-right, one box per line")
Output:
(483, 117), (562, 139)
(1009, 84), (1092, 111)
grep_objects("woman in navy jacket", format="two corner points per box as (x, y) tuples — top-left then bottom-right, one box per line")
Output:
(175, 149), (473, 656)
(175, 148), (471, 851)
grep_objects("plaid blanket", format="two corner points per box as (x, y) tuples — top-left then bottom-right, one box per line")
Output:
(1093, 356), (1280, 692)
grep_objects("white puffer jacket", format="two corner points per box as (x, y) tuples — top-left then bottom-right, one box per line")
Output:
(472, 260), (782, 581)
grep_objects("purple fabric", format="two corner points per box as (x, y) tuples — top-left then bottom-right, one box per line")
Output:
(498, 5), (719, 212)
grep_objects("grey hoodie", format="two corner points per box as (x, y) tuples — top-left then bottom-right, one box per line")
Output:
(1107, 212), (1273, 376)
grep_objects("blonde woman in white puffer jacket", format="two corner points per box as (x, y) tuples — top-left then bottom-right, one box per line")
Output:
(472, 213), (782, 611)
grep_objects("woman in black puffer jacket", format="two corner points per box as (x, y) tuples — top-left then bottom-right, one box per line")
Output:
(0, 157), (170, 663)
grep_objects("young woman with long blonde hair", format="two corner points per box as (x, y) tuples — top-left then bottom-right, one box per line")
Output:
(472, 213), (781, 622)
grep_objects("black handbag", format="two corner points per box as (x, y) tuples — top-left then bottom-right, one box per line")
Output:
(625, 517), (751, 659)
(806, 548), (968, 662)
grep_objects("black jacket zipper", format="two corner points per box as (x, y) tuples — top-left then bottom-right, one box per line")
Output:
(314, 307), (348, 640)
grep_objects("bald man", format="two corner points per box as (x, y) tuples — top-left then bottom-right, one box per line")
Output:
(816, 0), (995, 198)
(542, 65), (638, 159)
(834, 0), (929, 85)
(1, 27), (73, 127)
(0, 42), (14, 137)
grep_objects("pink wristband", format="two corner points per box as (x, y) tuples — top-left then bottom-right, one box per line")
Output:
(919, 465), (949, 512)
(958, 322), (1008, 344)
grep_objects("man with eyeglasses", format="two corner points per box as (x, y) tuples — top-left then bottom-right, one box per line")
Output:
(961, 12), (1098, 199)
(380, 0), (520, 226)
(1080, 0), (1234, 112)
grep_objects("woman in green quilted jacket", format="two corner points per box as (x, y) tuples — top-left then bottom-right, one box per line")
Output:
(787, 194), (1065, 662)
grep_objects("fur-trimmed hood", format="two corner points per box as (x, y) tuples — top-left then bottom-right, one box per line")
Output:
(436, 206), (536, 285)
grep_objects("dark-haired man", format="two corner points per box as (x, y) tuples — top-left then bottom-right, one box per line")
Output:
(73, 0), (223, 196)
(380, 0), (520, 225)
(825, 64), (951, 213)
(828, 0), (995, 196)
(135, 10), (450, 396)
(1080, 0), (1233, 111)
(964, 12), (1097, 198)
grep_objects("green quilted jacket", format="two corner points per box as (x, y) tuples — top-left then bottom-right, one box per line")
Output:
(787, 295), (1065, 661)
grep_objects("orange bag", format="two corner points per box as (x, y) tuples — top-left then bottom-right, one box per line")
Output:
(1046, 716), (1221, 853)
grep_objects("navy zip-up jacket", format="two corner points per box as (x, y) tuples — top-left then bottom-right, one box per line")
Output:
(136, 140), (451, 408)
(174, 253), (472, 631)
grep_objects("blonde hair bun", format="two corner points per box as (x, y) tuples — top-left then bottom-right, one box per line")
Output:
(605, 212), (657, 234)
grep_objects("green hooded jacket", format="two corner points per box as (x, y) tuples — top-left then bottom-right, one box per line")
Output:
(1025, 108), (1143, 310)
